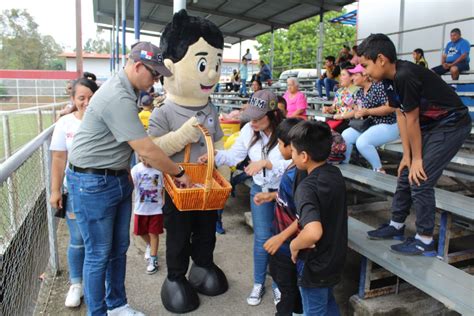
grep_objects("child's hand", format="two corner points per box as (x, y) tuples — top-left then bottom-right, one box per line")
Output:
(290, 240), (299, 264)
(409, 158), (427, 186)
(244, 160), (266, 176)
(253, 192), (274, 205)
(264, 235), (284, 255)
(397, 155), (411, 177)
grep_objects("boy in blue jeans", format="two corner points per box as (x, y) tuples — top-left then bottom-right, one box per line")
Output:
(254, 118), (304, 316)
(289, 121), (348, 315)
(358, 34), (471, 255)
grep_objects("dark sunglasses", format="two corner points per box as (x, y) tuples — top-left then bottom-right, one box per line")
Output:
(142, 63), (161, 80)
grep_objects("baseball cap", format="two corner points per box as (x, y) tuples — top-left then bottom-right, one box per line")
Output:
(347, 64), (365, 74)
(129, 41), (172, 77)
(141, 94), (153, 106)
(241, 90), (279, 121)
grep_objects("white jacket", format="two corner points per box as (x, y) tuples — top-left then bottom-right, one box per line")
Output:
(215, 123), (291, 189)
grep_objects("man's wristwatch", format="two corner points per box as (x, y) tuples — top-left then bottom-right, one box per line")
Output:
(174, 165), (185, 178)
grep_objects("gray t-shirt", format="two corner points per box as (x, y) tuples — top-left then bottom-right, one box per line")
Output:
(69, 70), (147, 170)
(148, 99), (224, 163)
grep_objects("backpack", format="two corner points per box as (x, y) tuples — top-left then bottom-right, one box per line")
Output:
(328, 130), (346, 164)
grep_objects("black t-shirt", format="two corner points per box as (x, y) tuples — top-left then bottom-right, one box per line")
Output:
(386, 60), (469, 132)
(294, 163), (347, 287)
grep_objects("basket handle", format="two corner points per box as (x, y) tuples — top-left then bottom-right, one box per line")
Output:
(183, 125), (214, 194)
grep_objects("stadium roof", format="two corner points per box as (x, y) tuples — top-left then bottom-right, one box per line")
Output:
(92, 0), (356, 44)
(329, 9), (357, 26)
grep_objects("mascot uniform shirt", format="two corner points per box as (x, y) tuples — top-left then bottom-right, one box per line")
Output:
(148, 99), (224, 162)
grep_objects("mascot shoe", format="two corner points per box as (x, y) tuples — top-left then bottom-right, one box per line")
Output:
(161, 277), (200, 314)
(188, 263), (229, 296)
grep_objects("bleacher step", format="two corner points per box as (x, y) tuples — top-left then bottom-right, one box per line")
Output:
(349, 217), (474, 315)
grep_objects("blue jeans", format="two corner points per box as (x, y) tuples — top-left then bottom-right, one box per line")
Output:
(66, 170), (133, 316)
(342, 123), (399, 169)
(250, 184), (277, 288)
(316, 78), (338, 98)
(240, 78), (247, 96)
(65, 194), (85, 284)
(299, 286), (340, 316)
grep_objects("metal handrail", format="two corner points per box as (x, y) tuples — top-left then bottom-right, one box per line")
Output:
(0, 102), (67, 116)
(0, 125), (55, 183)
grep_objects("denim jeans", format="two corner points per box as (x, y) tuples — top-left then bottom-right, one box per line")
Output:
(240, 78), (247, 96)
(316, 78), (338, 98)
(66, 170), (133, 316)
(299, 286), (340, 316)
(250, 184), (277, 288)
(65, 193), (85, 284)
(391, 122), (471, 235)
(342, 123), (399, 169)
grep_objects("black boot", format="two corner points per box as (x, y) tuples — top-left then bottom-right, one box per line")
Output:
(161, 277), (200, 314)
(188, 263), (228, 296)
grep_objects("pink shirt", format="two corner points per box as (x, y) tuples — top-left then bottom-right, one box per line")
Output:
(283, 91), (308, 118)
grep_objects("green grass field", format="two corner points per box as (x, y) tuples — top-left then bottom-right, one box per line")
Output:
(0, 113), (55, 160)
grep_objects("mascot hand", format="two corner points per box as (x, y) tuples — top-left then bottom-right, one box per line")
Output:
(151, 117), (201, 156)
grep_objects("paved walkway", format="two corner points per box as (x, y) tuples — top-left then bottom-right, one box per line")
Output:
(39, 186), (357, 315)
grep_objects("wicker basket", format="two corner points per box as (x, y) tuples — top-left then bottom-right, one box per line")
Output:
(163, 124), (232, 211)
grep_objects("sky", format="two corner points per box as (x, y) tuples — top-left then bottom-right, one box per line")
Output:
(0, 0), (258, 60)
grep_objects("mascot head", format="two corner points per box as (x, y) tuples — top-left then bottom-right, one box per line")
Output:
(160, 10), (224, 106)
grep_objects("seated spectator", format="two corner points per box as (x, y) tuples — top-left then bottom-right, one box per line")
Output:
(257, 60), (272, 84)
(322, 63), (358, 133)
(316, 56), (340, 100)
(232, 69), (241, 92)
(249, 79), (262, 98)
(412, 48), (428, 68)
(432, 28), (470, 80)
(283, 77), (308, 119)
(336, 45), (353, 65)
(341, 64), (399, 173)
(277, 96), (288, 117)
(350, 45), (360, 65)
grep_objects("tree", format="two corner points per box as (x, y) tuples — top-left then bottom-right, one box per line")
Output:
(83, 30), (129, 54)
(0, 9), (64, 70)
(255, 10), (356, 78)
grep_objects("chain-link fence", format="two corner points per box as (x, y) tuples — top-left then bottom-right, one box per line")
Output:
(1, 103), (66, 163)
(0, 79), (70, 111)
(0, 126), (57, 316)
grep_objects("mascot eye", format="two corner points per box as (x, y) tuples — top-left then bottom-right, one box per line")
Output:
(197, 58), (207, 72)
(215, 59), (221, 72)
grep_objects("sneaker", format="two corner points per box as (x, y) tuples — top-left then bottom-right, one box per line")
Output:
(65, 283), (83, 308)
(367, 223), (405, 240)
(272, 287), (281, 306)
(216, 221), (226, 234)
(146, 258), (158, 275)
(107, 304), (145, 316)
(144, 244), (151, 260)
(247, 284), (265, 306)
(390, 237), (436, 256)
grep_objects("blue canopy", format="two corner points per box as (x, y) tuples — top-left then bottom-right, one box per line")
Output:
(329, 10), (357, 26)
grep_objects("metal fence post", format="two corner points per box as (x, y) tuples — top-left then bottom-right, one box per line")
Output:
(35, 80), (39, 107)
(37, 108), (43, 133)
(16, 79), (20, 109)
(42, 138), (59, 274)
(3, 115), (18, 231)
(53, 81), (57, 104)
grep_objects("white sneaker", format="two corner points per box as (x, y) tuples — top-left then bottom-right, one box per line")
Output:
(107, 304), (145, 316)
(144, 244), (151, 260)
(273, 287), (281, 305)
(146, 258), (158, 275)
(247, 284), (265, 306)
(65, 283), (83, 307)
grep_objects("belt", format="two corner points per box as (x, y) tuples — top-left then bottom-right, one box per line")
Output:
(69, 163), (128, 177)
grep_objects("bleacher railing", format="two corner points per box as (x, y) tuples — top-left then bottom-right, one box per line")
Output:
(0, 107), (59, 315)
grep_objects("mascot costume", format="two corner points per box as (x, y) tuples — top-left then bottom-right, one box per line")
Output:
(148, 10), (229, 313)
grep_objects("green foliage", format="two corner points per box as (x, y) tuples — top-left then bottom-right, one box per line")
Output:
(83, 30), (129, 54)
(0, 9), (64, 70)
(0, 83), (9, 100)
(255, 10), (356, 78)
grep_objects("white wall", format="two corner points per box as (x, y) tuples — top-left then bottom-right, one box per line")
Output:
(357, 0), (474, 69)
(65, 59), (112, 81)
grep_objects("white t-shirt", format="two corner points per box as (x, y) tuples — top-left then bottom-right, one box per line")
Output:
(49, 113), (82, 187)
(131, 162), (164, 215)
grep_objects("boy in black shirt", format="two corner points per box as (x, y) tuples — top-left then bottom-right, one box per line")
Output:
(289, 121), (347, 315)
(358, 34), (471, 255)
